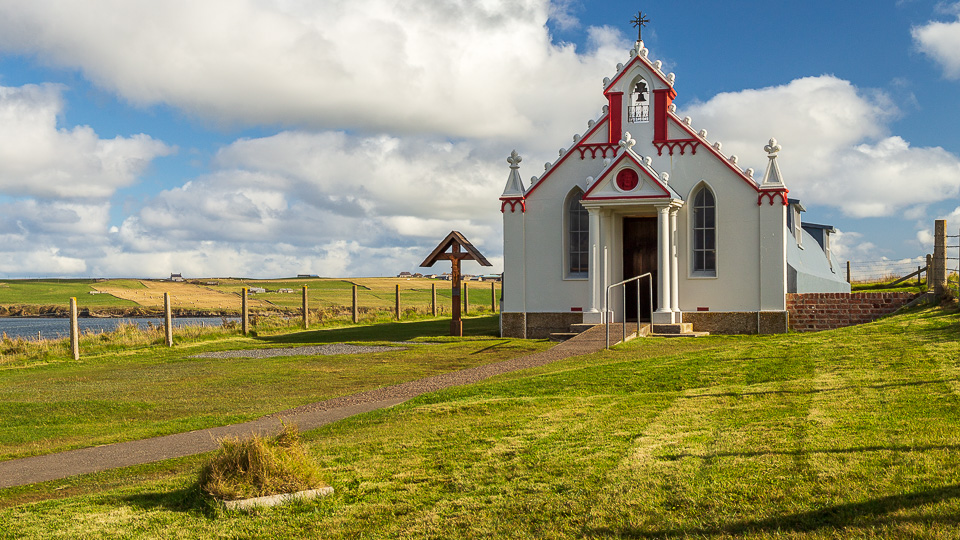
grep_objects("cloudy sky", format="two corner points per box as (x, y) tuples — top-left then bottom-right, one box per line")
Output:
(0, 0), (958, 278)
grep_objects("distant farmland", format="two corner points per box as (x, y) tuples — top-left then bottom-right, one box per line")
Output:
(0, 277), (500, 317)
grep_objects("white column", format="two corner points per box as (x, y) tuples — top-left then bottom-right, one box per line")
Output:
(670, 206), (681, 323)
(653, 205), (673, 324)
(583, 208), (603, 324)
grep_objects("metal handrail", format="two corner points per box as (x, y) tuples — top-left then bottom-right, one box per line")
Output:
(605, 273), (653, 349)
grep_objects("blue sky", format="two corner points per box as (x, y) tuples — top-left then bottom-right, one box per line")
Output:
(0, 1), (958, 278)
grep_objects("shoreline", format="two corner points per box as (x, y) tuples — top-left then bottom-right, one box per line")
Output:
(0, 306), (292, 319)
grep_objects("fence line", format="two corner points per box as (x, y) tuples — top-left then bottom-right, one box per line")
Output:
(846, 258), (927, 284)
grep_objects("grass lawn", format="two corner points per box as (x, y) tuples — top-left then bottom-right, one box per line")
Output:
(1, 306), (958, 538)
(0, 315), (543, 461)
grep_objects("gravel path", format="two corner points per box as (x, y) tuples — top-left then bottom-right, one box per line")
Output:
(190, 344), (405, 359)
(0, 324), (637, 489)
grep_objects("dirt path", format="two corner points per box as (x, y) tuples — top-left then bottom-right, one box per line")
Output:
(0, 324), (633, 489)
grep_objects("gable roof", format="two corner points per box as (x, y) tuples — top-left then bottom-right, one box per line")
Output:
(582, 144), (683, 202)
(522, 113), (612, 200)
(602, 42), (674, 96)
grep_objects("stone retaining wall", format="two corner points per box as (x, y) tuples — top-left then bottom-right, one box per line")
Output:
(786, 292), (917, 332)
(501, 312), (583, 339)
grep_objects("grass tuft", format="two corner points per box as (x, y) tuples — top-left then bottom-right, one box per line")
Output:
(197, 424), (325, 501)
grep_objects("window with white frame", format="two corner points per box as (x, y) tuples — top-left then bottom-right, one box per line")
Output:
(692, 186), (716, 275)
(567, 190), (588, 277)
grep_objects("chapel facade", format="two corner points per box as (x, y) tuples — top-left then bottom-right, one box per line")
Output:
(499, 37), (848, 338)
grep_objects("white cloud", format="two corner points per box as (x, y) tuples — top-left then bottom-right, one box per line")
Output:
(683, 75), (960, 218)
(0, 247), (86, 275)
(0, 0), (624, 138)
(0, 84), (173, 199)
(99, 130), (507, 277)
(913, 7), (960, 78)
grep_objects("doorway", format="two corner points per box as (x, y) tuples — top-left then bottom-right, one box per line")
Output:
(622, 217), (657, 321)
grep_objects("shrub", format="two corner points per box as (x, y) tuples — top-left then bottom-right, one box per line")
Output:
(198, 424), (325, 501)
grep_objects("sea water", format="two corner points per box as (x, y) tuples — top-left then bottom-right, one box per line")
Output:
(0, 317), (239, 341)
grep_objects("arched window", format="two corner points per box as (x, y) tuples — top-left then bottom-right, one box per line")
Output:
(692, 186), (716, 275)
(566, 190), (588, 277)
(628, 78), (649, 123)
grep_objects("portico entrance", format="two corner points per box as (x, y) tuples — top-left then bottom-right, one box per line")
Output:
(622, 217), (657, 321)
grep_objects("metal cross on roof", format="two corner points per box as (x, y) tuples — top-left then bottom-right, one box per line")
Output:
(631, 10), (649, 42)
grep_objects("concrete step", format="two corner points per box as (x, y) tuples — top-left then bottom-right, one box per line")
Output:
(548, 332), (580, 342)
(650, 323), (708, 338)
(652, 323), (693, 334)
(651, 331), (710, 338)
(568, 323), (597, 334)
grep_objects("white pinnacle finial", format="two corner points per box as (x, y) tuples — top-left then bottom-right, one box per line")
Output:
(619, 132), (637, 152)
(765, 137), (782, 156)
(762, 137), (786, 187)
(507, 150), (522, 169)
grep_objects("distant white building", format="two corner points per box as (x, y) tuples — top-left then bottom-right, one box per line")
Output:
(169, 273), (184, 282)
(500, 32), (847, 338)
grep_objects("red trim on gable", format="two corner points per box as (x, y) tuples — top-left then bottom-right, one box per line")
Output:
(652, 139), (699, 156)
(582, 152), (672, 200)
(603, 54), (673, 96)
(523, 115), (610, 199)
(757, 190), (789, 206)
(583, 195), (672, 201)
(500, 198), (526, 213)
(608, 92), (623, 143)
(653, 88), (677, 141)
(667, 113), (761, 194)
(576, 144), (618, 159)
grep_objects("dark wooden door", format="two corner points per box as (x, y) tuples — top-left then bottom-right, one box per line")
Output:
(623, 217), (657, 321)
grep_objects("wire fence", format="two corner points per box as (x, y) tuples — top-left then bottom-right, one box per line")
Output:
(846, 258), (927, 284)
(948, 228), (960, 297)
(847, 225), (960, 296)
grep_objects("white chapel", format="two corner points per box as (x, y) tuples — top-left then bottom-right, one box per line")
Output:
(499, 30), (848, 339)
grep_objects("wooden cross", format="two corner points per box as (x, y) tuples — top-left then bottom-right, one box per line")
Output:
(631, 10), (649, 42)
(420, 231), (492, 336)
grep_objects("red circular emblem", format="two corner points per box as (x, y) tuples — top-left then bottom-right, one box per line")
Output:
(616, 169), (639, 191)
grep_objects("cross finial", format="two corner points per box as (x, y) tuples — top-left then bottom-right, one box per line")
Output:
(631, 10), (649, 43)
(619, 132), (636, 152)
(507, 150), (522, 169)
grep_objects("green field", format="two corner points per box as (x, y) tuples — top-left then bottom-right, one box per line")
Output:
(0, 280), (139, 308)
(0, 304), (958, 538)
(0, 277), (500, 316)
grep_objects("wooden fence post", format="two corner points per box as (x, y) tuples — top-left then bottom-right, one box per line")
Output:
(934, 219), (947, 295)
(302, 285), (309, 329)
(69, 297), (79, 360)
(927, 254), (934, 289)
(490, 282), (496, 313)
(431, 283), (437, 316)
(463, 282), (469, 315)
(395, 284), (401, 320)
(164, 292), (173, 347)
(846, 261), (851, 284)
(241, 287), (249, 335)
(352, 285), (358, 323)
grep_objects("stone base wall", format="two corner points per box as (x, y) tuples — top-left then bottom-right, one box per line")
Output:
(500, 312), (584, 339)
(786, 292), (917, 332)
(682, 311), (789, 335)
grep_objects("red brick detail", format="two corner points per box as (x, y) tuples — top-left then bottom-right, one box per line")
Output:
(785, 292), (918, 332)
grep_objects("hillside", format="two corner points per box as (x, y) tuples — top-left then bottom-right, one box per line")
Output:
(0, 305), (958, 538)
(0, 277), (493, 317)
